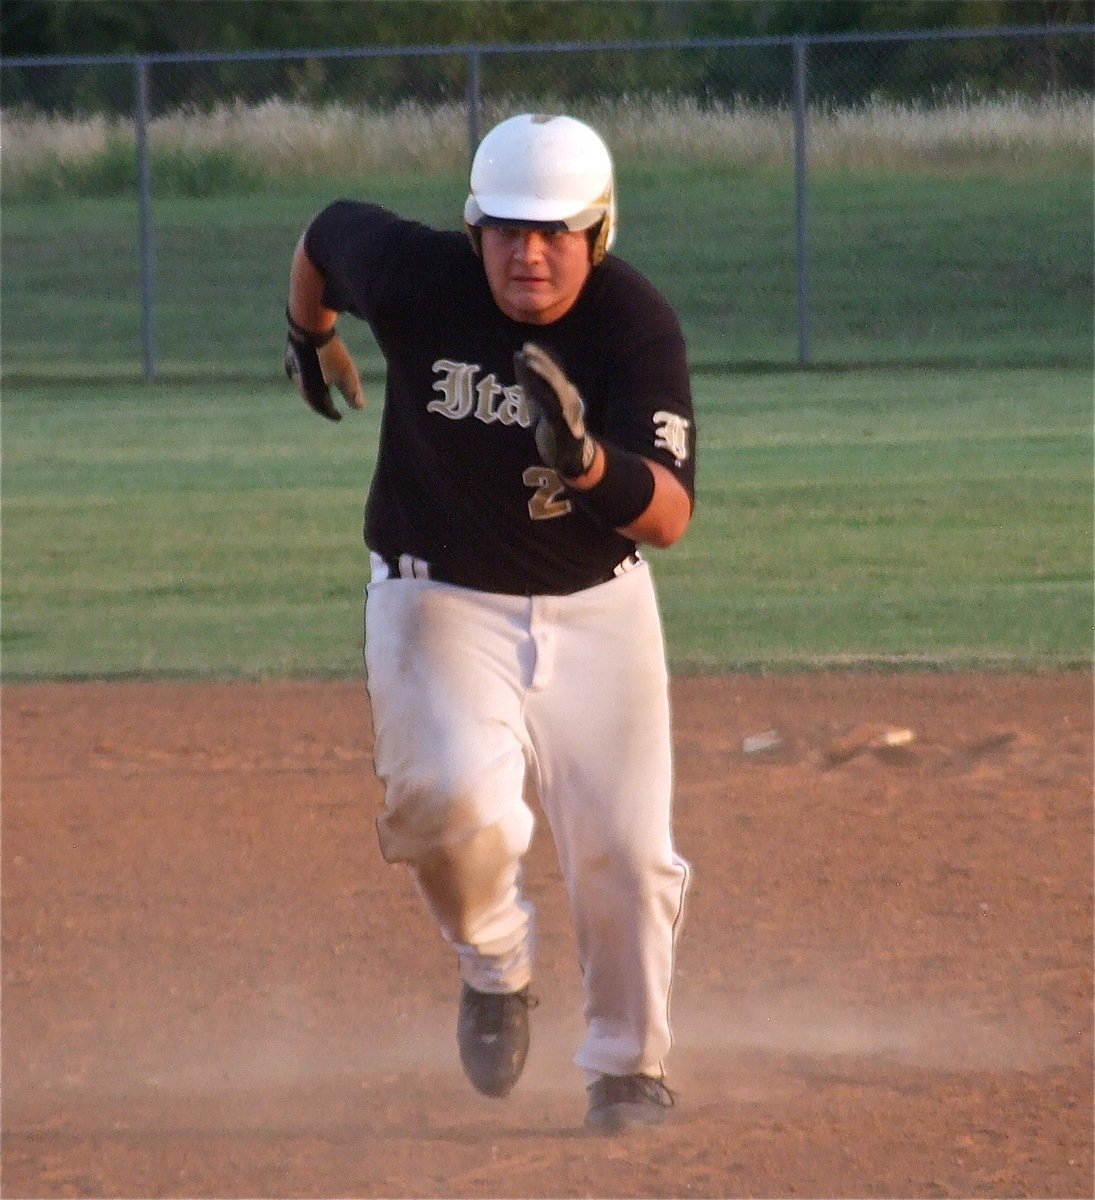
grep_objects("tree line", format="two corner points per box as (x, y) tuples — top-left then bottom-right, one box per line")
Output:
(4, 1), (1091, 58)
(2, 0), (1090, 113)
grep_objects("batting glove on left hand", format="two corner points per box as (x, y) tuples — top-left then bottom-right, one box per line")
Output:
(514, 342), (596, 478)
(284, 310), (365, 422)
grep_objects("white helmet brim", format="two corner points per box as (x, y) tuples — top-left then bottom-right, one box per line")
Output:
(463, 193), (610, 233)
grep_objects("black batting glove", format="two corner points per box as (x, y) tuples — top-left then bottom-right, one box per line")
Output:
(284, 309), (365, 422)
(514, 342), (596, 478)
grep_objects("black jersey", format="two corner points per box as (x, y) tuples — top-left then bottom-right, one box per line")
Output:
(305, 200), (696, 596)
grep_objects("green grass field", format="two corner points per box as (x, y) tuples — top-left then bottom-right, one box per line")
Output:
(2, 165), (1091, 377)
(2, 366), (1090, 680)
(3, 107), (1091, 679)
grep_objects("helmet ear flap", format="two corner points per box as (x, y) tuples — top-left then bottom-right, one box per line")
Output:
(589, 186), (617, 266)
(589, 221), (607, 267)
(464, 194), (484, 256)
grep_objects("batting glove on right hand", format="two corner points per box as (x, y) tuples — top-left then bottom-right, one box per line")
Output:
(284, 311), (365, 422)
(514, 342), (596, 478)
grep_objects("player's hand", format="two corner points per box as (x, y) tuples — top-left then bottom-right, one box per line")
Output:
(284, 319), (365, 422)
(514, 342), (595, 478)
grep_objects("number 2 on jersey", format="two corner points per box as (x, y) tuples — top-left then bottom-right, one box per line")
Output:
(523, 465), (572, 521)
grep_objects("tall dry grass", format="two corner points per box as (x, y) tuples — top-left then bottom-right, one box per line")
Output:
(2, 93), (1090, 185)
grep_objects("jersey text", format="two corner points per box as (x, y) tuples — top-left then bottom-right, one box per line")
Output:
(653, 410), (692, 465)
(429, 359), (531, 427)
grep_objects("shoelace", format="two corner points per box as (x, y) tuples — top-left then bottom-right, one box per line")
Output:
(469, 988), (538, 1036)
(598, 1073), (676, 1108)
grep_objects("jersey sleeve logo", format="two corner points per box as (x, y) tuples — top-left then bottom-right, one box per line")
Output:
(653, 410), (691, 465)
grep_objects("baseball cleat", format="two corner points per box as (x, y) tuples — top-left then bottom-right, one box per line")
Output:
(584, 1073), (675, 1134)
(457, 983), (535, 1098)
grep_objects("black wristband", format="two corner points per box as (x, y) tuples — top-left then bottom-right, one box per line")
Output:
(567, 444), (655, 529)
(285, 306), (337, 348)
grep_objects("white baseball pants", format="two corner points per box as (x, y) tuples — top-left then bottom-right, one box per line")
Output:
(363, 558), (690, 1080)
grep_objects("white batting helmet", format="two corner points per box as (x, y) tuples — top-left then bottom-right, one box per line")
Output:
(464, 113), (617, 265)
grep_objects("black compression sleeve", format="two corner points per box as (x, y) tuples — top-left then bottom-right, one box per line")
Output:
(567, 444), (655, 529)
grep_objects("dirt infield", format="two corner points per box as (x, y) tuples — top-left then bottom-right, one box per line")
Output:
(3, 672), (1092, 1199)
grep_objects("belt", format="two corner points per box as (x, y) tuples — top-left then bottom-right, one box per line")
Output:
(371, 551), (642, 590)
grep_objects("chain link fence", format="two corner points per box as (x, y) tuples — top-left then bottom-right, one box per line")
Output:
(2, 25), (1092, 380)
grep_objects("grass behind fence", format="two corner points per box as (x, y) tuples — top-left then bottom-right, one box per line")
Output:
(3, 95), (1089, 187)
(2, 164), (1090, 378)
(1, 95), (1091, 378)
(2, 367), (1090, 679)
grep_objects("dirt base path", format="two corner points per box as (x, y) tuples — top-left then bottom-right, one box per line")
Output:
(3, 673), (1091, 1198)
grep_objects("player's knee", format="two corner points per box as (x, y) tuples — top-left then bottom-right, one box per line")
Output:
(376, 749), (528, 860)
(581, 837), (683, 902)
(414, 808), (533, 943)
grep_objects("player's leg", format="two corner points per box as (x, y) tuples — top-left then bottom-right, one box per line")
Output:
(364, 578), (537, 995)
(525, 565), (690, 1082)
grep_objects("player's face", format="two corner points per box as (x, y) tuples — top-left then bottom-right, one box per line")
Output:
(480, 226), (593, 325)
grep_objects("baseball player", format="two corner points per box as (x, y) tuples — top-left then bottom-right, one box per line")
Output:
(284, 113), (696, 1134)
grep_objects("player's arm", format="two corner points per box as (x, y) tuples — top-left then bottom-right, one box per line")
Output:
(284, 233), (365, 422)
(566, 445), (691, 548)
(514, 342), (693, 549)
